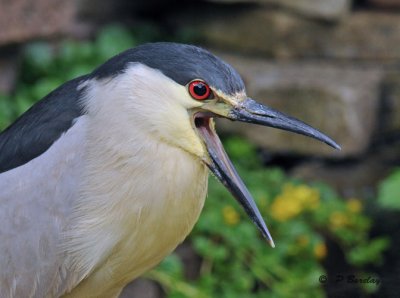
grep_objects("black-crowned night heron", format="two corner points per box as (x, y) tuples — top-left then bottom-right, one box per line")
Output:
(0, 43), (339, 297)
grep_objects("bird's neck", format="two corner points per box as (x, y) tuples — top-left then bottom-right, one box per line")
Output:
(63, 126), (208, 297)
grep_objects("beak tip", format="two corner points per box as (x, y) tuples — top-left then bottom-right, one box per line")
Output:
(261, 227), (275, 248)
(328, 140), (341, 151)
(269, 238), (276, 248)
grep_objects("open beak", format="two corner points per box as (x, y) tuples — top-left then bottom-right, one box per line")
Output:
(195, 97), (340, 247)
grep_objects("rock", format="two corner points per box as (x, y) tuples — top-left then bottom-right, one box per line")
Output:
(215, 54), (383, 157)
(172, 9), (400, 60)
(272, 0), (350, 20)
(380, 72), (400, 135)
(331, 12), (400, 61)
(368, 0), (400, 9)
(208, 0), (351, 21)
(0, 0), (77, 46)
(120, 278), (163, 298)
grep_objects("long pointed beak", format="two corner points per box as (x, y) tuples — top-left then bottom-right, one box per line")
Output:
(195, 97), (340, 247)
(230, 98), (340, 150)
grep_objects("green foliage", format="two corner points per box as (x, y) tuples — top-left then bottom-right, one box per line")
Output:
(0, 25), (389, 298)
(377, 168), (400, 210)
(149, 138), (388, 298)
(0, 24), (154, 130)
(0, 94), (14, 129)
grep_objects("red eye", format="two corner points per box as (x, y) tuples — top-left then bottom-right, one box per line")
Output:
(188, 80), (211, 100)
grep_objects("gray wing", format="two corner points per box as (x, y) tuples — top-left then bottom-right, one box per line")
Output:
(0, 116), (88, 298)
(0, 76), (87, 174)
(0, 76), (90, 297)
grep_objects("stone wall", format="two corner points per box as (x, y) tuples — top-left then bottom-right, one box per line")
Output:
(166, 1), (400, 158)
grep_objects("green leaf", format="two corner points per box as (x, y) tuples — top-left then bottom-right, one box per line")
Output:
(378, 168), (400, 210)
(347, 237), (390, 266)
(0, 95), (14, 129)
(24, 42), (54, 70)
(96, 25), (136, 60)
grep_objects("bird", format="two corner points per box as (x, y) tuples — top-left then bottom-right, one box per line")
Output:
(0, 42), (340, 298)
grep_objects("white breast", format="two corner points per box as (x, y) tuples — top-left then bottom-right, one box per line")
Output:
(62, 134), (208, 298)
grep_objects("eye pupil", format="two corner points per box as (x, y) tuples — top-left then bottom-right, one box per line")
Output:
(188, 80), (211, 100)
(193, 83), (207, 96)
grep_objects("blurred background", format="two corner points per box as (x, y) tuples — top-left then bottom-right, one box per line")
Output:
(0, 0), (399, 297)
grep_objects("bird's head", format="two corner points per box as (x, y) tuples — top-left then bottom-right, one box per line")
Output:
(90, 43), (340, 247)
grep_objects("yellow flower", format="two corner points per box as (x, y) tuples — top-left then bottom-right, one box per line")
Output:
(314, 242), (327, 259)
(270, 196), (301, 221)
(295, 185), (319, 206)
(329, 211), (349, 229)
(222, 206), (240, 225)
(270, 183), (320, 222)
(346, 198), (362, 213)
